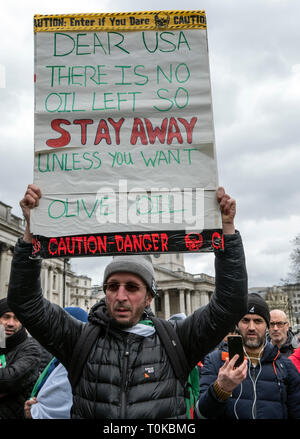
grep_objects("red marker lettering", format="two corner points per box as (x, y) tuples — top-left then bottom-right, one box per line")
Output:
(73, 119), (93, 145)
(46, 119), (71, 148)
(48, 238), (58, 255)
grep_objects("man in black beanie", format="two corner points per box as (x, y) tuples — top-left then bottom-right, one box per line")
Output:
(241, 293), (270, 349)
(8, 184), (248, 419)
(195, 293), (300, 419)
(0, 298), (41, 419)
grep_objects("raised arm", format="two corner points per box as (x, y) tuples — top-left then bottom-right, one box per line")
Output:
(216, 186), (236, 235)
(175, 187), (248, 368)
(7, 184), (83, 368)
(19, 183), (42, 243)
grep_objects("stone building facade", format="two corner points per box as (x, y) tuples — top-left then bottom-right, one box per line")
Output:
(0, 201), (25, 296)
(282, 283), (300, 329)
(0, 201), (99, 312)
(83, 254), (215, 320)
(249, 285), (300, 329)
(151, 253), (214, 319)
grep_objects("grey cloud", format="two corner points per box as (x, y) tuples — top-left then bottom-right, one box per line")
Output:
(1, 0), (300, 288)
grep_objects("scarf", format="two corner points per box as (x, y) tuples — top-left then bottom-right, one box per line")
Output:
(122, 319), (156, 337)
(0, 354), (6, 368)
(31, 357), (60, 398)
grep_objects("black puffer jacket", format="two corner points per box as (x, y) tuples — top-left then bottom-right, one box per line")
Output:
(0, 328), (41, 419)
(8, 232), (247, 419)
(196, 342), (300, 419)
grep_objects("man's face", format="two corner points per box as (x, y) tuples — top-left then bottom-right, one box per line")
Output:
(269, 310), (289, 347)
(0, 312), (22, 338)
(238, 313), (267, 350)
(105, 272), (152, 328)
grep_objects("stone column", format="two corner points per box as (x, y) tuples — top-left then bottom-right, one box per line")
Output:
(49, 268), (53, 303)
(192, 289), (203, 310)
(150, 295), (156, 315)
(179, 289), (185, 314)
(164, 290), (170, 320)
(59, 270), (64, 307)
(65, 272), (69, 307)
(200, 290), (210, 306)
(186, 290), (192, 315)
(0, 243), (9, 297)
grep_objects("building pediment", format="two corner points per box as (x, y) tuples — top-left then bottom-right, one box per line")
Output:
(154, 265), (185, 282)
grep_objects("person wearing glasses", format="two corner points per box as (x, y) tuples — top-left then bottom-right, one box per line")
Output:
(194, 293), (300, 419)
(7, 184), (248, 419)
(268, 309), (295, 357)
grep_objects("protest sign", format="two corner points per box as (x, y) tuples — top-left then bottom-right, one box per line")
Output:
(32, 10), (222, 258)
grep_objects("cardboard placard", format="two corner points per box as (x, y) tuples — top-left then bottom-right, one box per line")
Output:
(32, 10), (221, 257)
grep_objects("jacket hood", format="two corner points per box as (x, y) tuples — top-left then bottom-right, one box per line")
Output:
(88, 297), (154, 327)
(88, 298), (110, 326)
(280, 329), (294, 351)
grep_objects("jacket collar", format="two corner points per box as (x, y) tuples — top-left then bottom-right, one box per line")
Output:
(0, 326), (27, 354)
(256, 341), (280, 363)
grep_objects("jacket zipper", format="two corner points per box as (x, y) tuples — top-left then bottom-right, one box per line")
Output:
(250, 364), (257, 419)
(120, 338), (130, 418)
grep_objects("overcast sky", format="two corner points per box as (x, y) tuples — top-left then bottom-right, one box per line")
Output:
(1, 0), (299, 288)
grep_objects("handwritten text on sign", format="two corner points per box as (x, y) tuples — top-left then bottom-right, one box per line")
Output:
(32, 11), (220, 241)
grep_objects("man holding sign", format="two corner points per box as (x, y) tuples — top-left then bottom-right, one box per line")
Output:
(7, 184), (247, 418)
(8, 10), (248, 418)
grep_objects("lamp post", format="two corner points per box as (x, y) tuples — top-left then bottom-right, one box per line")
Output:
(63, 258), (67, 308)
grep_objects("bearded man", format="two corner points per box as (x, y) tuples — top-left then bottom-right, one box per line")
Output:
(195, 293), (300, 419)
(0, 298), (41, 418)
(8, 184), (248, 419)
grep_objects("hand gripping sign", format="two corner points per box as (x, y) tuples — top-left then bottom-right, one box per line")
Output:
(31, 10), (223, 258)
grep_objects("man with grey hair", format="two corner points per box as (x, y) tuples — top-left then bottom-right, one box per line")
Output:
(8, 184), (247, 419)
(268, 309), (295, 357)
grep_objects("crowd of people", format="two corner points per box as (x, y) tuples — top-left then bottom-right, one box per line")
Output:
(1, 184), (300, 419)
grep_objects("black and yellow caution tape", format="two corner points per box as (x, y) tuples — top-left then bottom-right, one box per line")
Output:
(34, 10), (206, 32)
